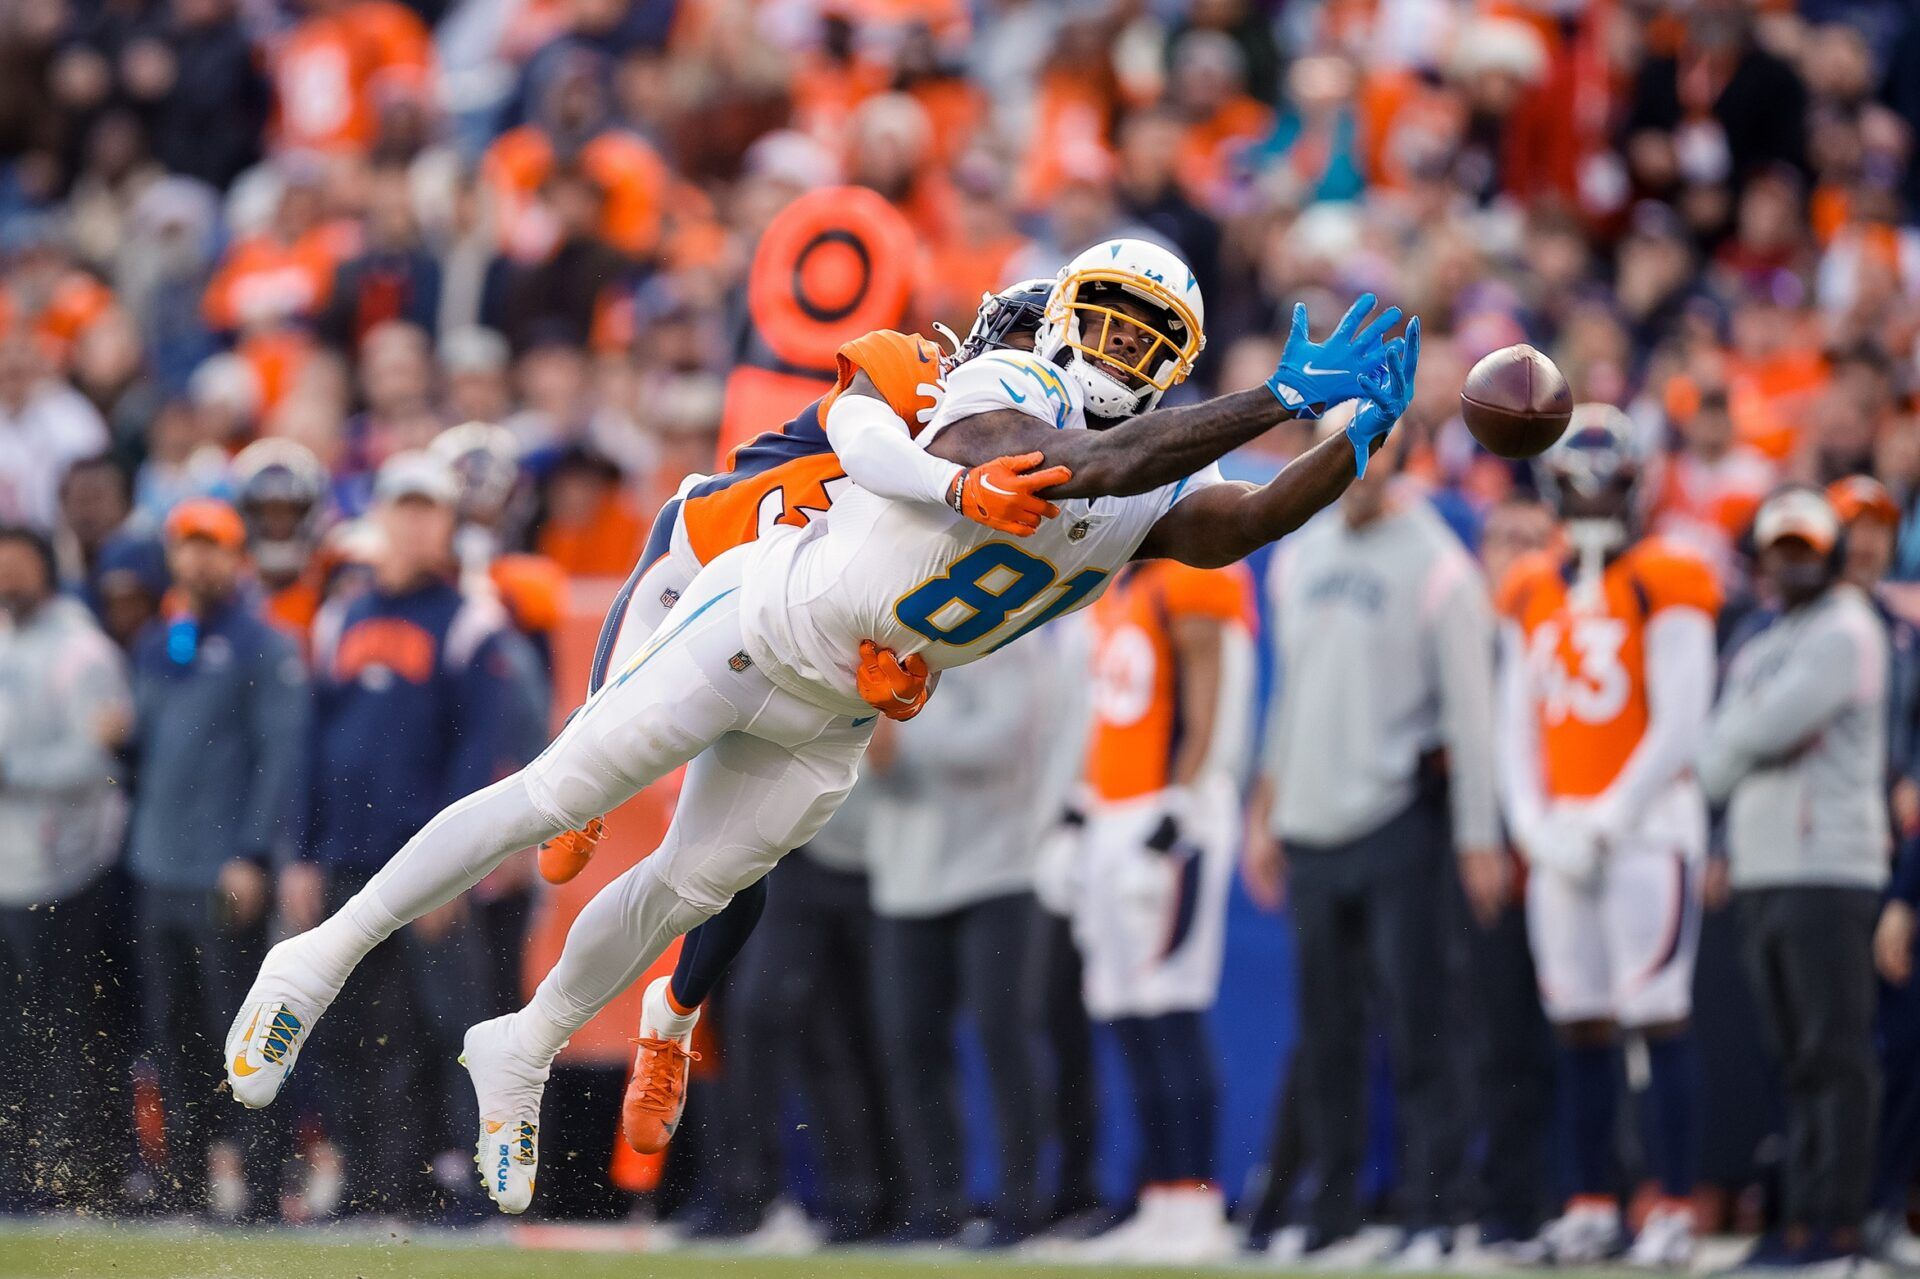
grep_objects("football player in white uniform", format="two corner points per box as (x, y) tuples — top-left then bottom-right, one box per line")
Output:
(225, 238), (1418, 1214)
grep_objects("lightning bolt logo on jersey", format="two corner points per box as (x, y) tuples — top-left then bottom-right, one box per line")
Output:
(738, 349), (1226, 716)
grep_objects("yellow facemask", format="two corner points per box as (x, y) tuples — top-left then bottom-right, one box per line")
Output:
(1047, 268), (1204, 393)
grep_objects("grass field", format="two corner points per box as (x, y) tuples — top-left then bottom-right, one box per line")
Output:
(0, 1220), (1259, 1279)
(0, 1219), (1694, 1279)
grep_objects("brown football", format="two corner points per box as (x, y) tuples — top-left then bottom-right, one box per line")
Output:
(1460, 344), (1573, 459)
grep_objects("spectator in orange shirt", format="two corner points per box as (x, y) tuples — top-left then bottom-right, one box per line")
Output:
(270, 0), (433, 156)
(890, 21), (982, 167)
(925, 153), (1030, 331)
(0, 217), (120, 368)
(1723, 269), (1828, 462)
(533, 445), (645, 577)
(1016, 13), (1121, 209)
(482, 50), (670, 263)
(202, 169), (351, 336)
(790, 11), (891, 156)
(1168, 32), (1273, 210)
(1649, 377), (1775, 578)
(845, 92), (953, 246)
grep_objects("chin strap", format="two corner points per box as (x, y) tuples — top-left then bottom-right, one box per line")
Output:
(1564, 518), (1627, 609)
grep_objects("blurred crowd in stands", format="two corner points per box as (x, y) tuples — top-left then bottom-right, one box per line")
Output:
(11, 0), (1920, 1264)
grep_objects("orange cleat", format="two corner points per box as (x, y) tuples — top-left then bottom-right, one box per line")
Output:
(538, 816), (605, 884)
(621, 977), (701, 1154)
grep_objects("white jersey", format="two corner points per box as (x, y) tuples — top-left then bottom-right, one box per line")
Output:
(741, 349), (1225, 716)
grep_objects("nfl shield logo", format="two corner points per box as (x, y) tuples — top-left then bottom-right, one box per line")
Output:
(729, 651), (753, 672)
(1068, 520), (1090, 542)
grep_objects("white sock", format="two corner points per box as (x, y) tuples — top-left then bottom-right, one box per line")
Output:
(513, 856), (710, 1064)
(643, 978), (699, 1041)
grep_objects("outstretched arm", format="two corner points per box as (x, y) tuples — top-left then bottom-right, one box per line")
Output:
(926, 387), (1302, 499)
(1133, 319), (1420, 568)
(925, 293), (1403, 500)
(1130, 432), (1359, 567)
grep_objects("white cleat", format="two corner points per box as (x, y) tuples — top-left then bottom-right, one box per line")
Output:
(1074, 1186), (1235, 1266)
(1388, 1226), (1451, 1271)
(224, 937), (342, 1108)
(461, 1015), (551, 1215)
(1627, 1202), (1697, 1270)
(1539, 1198), (1626, 1266)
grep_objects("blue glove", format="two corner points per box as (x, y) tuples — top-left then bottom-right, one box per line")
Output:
(1265, 293), (1403, 419)
(1345, 315), (1420, 479)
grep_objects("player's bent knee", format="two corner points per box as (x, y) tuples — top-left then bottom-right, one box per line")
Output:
(643, 832), (779, 919)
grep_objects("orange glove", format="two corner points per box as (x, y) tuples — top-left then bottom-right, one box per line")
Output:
(539, 816), (605, 884)
(948, 452), (1072, 536)
(856, 640), (931, 721)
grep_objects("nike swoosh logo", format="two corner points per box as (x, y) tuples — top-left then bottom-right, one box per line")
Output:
(1301, 362), (1347, 376)
(980, 477), (1018, 498)
(998, 379), (1027, 403)
(232, 1010), (260, 1077)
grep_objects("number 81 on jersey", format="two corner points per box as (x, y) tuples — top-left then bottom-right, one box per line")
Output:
(895, 543), (1106, 652)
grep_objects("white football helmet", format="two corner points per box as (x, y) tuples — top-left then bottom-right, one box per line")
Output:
(1035, 238), (1206, 419)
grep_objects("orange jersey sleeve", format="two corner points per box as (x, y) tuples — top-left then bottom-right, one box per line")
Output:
(827, 329), (946, 435)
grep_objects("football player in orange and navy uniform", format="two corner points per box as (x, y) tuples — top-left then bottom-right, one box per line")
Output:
(1065, 557), (1255, 1263)
(1495, 406), (1721, 1268)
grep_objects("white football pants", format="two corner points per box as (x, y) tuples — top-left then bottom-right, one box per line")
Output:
(321, 544), (873, 1061)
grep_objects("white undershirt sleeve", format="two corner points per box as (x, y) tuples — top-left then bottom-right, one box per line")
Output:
(1496, 618), (1547, 856)
(824, 390), (964, 509)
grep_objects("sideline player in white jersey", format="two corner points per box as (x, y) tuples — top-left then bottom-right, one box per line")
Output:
(225, 237), (1418, 1214)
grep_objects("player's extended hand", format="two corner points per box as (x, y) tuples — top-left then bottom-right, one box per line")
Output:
(950, 452), (1070, 536)
(1346, 317), (1421, 478)
(1266, 292), (1403, 420)
(856, 639), (930, 721)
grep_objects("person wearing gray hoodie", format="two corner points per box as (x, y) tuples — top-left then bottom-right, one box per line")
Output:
(1701, 486), (1891, 1265)
(0, 524), (132, 1210)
